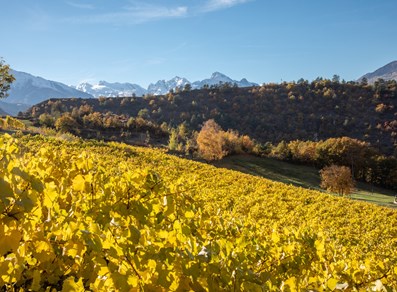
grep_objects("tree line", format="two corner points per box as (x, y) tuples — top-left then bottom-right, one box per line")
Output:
(24, 78), (397, 156)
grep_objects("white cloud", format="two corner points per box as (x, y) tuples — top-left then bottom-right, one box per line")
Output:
(65, 3), (188, 25)
(66, 1), (95, 10)
(202, 0), (251, 12)
(63, 0), (252, 26)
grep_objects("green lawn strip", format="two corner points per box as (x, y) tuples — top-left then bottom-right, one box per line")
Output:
(213, 155), (396, 208)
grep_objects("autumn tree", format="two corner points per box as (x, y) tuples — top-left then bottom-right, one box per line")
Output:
(38, 113), (55, 127)
(320, 165), (355, 196)
(168, 129), (179, 151)
(55, 113), (79, 134)
(197, 119), (226, 160)
(0, 59), (15, 99)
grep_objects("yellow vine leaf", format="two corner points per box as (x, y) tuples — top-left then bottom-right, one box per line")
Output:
(185, 210), (195, 219)
(327, 278), (338, 290)
(72, 175), (86, 192)
(61, 276), (85, 292)
(0, 229), (22, 255)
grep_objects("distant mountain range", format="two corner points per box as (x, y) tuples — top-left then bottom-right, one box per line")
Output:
(358, 61), (397, 83)
(74, 72), (258, 97)
(3, 60), (397, 115)
(76, 81), (146, 98)
(3, 70), (257, 115)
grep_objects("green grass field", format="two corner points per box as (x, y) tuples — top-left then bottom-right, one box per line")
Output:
(213, 154), (397, 208)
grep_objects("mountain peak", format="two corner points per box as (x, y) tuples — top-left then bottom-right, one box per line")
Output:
(210, 72), (229, 79)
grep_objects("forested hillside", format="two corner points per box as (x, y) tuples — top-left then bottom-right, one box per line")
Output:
(23, 79), (397, 156)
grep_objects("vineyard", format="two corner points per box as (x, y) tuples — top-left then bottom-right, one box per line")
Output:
(1, 133), (397, 291)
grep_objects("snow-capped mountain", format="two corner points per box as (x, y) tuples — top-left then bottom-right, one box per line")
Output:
(1, 69), (257, 114)
(147, 76), (190, 95)
(76, 72), (257, 97)
(358, 61), (397, 83)
(7, 70), (92, 105)
(191, 72), (257, 89)
(76, 81), (146, 97)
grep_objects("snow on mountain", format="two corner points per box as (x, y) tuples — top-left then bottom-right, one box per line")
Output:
(238, 78), (257, 87)
(147, 76), (190, 95)
(7, 69), (257, 106)
(192, 72), (257, 89)
(7, 70), (92, 105)
(358, 61), (397, 83)
(192, 72), (233, 89)
(76, 72), (256, 97)
(75, 81), (147, 97)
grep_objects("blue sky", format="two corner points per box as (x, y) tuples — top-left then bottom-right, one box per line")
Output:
(2, 0), (397, 87)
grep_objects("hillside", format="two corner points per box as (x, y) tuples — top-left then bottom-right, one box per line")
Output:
(2, 132), (397, 290)
(23, 80), (397, 156)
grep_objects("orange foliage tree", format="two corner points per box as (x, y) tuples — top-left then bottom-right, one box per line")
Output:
(197, 120), (255, 161)
(197, 119), (226, 160)
(320, 165), (355, 196)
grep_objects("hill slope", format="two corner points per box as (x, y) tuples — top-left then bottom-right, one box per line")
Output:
(2, 133), (397, 290)
(24, 80), (397, 155)
(213, 154), (396, 208)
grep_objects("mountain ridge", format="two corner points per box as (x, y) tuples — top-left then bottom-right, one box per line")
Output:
(75, 72), (258, 97)
(358, 60), (397, 83)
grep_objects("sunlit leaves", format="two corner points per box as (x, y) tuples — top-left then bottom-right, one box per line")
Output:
(0, 133), (396, 290)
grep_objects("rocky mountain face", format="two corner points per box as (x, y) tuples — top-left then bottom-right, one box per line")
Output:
(75, 81), (146, 98)
(7, 70), (92, 105)
(1, 70), (92, 115)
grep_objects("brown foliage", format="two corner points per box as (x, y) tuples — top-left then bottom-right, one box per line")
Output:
(197, 120), (256, 161)
(197, 119), (226, 161)
(320, 165), (355, 196)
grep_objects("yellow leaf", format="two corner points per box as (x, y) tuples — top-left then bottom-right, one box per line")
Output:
(284, 277), (296, 289)
(43, 182), (58, 208)
(147, 259), (156, 270)
(128, 275), (139, 287)
(0, 229), (22, 255)
(168, 231), (177, 245)
(271, 232), (279, 244)
(98, 266), (110, 277)
(173, 220), (182, 232)
(327, 278), (338, 290)
(185, 210), (195, 219)
(0, 261), (15, 283)
(72, 175), (86, 192)
(62, 276), (85, 292)
(158, 230), (168, 239)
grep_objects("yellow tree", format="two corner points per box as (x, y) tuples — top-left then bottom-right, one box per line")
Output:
(197, 119), (226, 161)
(320, 165), (355, 196)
